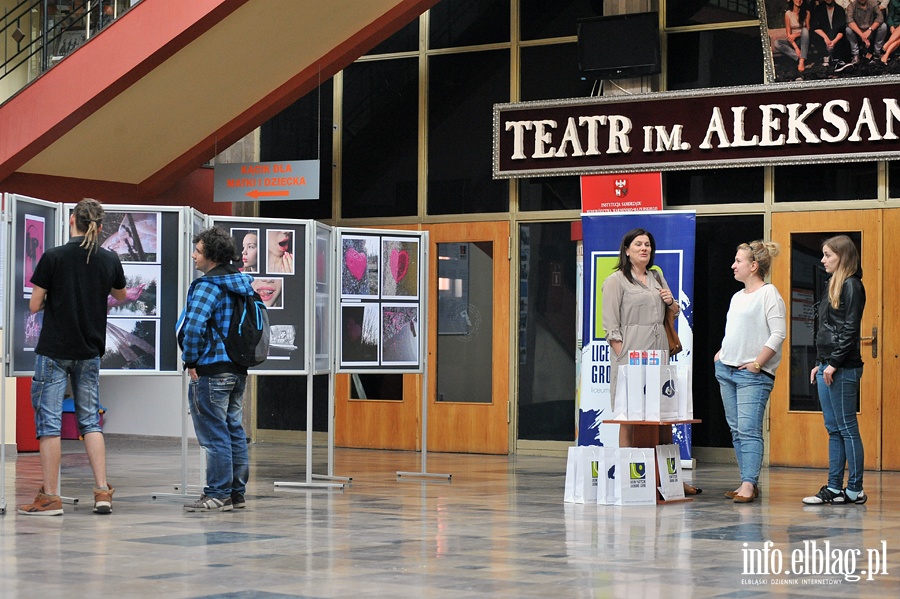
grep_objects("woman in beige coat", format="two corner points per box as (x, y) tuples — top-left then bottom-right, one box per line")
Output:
(602, 228), (678, 403)
(601, 228), (699, 494)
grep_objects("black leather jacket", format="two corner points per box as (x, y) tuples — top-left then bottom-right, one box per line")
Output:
(815, 270), (866, 369)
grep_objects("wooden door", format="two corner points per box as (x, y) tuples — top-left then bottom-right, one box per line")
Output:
(770, 211), (882, 469)
(881, 210), (900, 470)
(425, 222), (510, 454)
(335, 225), (420, 450)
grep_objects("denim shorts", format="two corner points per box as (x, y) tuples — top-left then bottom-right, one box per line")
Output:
(31, 354), (103, 438)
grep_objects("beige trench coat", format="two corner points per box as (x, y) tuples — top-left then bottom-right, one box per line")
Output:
(601, 269), (676, 410)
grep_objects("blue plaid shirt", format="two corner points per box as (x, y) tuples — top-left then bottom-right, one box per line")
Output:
(177, 265), (255, 374)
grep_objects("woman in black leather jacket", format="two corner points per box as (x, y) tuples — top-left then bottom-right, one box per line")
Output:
(802, 235), (867, 506)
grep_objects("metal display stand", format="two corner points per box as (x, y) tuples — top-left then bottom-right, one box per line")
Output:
(1, 360), (7, 514)
(396, 339), (451, 482)
(274, 221), (345, 491)
(150, 373), (202, 501)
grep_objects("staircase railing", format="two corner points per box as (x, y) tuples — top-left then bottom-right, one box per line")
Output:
(1, 1), (136, 101)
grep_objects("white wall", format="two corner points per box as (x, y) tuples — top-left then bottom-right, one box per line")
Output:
(99, 375), (195, 438)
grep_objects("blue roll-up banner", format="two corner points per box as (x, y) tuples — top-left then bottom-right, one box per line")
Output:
(578, 211), (696, 460)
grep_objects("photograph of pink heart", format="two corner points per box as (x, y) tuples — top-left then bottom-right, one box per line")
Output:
(390, 249), (409, 283)
(345, 248), (367, 281)
(381, 238), (419, 299)
(341, 235), (380, 297)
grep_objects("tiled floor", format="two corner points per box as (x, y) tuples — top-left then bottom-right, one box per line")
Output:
(2, 436), (899, 598)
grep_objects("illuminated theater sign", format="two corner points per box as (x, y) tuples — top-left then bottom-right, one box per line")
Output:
(493, 77), (900, 178)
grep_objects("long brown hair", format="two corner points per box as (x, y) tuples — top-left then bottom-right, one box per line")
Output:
(822, 235), (859, 309)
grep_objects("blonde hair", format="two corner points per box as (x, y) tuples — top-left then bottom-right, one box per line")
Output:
(822, 235), (859, 309)
(737, 240), (781, 280)
(74, 198), (105, 262)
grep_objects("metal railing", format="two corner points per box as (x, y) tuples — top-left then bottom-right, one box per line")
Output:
(1, 1), (137, 100)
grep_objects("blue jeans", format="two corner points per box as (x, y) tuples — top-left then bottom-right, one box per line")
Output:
(31, 355), (102, 438)
(715, 361), (774, 487)
(816, 363), (864, 493)
(189, 373), (249, 499)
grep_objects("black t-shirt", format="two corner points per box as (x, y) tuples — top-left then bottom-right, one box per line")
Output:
(31, 237), (126, 360)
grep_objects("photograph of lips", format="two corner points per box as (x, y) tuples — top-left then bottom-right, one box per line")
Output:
(341, 303), (379, 365)
(266, 229), (295, 275)
(341, 235), (380, 298)
(381, 305), (419, 365)
(381, 238), (419, 299)
(251, 277), (284, 310)
(99, 212), (159, 263)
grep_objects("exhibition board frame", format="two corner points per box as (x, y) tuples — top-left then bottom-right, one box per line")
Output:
(208, 216), (312, 376)
(335, 228), (427, 375)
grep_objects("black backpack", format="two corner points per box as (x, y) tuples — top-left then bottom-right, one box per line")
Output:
(212, 290), (270, 367)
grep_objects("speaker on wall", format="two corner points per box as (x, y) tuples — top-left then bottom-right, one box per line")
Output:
(577, 11), (661, 80)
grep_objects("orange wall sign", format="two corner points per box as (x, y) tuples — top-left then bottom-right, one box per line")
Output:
(214, 160), (320, 202)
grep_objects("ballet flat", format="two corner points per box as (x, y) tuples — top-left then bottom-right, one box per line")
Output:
(732, 484), (760, 503)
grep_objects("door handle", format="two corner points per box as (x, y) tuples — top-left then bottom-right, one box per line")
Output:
(860, 326), (877, 358)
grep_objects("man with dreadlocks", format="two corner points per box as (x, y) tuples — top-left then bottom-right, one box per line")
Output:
(18, 199), (126, 516)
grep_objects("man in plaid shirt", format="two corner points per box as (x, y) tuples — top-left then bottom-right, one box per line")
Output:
(177, 227), (256, 512)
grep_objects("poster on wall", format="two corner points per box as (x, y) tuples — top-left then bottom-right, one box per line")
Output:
(213, 217), (308, 373)
(337, 229), (425, 373)
(23, 214), (45, 294)
(578, 211), (695, 457)
(760, 0), (898, 83)
(90, 206), (180, 372)
(6, 195), (59, 376)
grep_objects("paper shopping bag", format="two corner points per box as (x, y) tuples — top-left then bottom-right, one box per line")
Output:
(614, 447), (657, 506)
(625, 363), (645, 421)
(655, 443), (685, 500)
(659, 365), (679, 420)
(645, 364), (662, 421)
(575, 446), (601, 504)
(677, 365), (693, 419)
(596, 447), (618, 505)
(564, 446), (578, 503)
(613, 364), (629, 419)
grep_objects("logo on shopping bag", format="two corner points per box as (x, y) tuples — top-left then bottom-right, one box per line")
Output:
(662, 380), (676, 398)
(666, 457), (677, 475)
(591, 460), (599, 478)
(629, 462), (646, 480)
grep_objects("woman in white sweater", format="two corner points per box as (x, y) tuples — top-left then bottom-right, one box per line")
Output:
(714, 240), (787, 503)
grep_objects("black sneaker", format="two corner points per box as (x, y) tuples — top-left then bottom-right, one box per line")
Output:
(802, 486), (846, 505)
(231, 492), (246, 509)
(845, 490), (868, 505)
(184, 495), (233, 512)
(834, 60), (853, 73)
